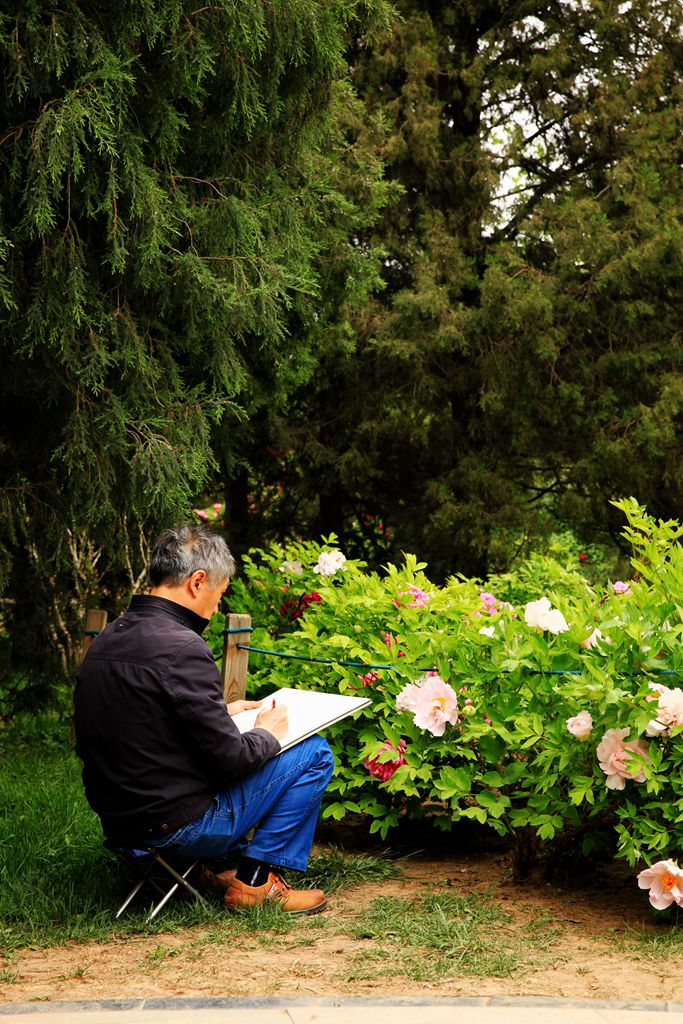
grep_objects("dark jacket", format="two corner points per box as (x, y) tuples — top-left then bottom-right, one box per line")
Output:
(74, 594), (280, 842)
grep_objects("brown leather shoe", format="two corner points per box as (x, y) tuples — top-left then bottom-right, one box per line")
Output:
(196, 866), (237, 891)
(225, 871), (327, 915)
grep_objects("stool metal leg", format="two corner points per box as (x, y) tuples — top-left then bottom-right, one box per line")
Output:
(147, 848), (206, 901)
(106, 840), (210, 922)
(115, 876), (148, 919)
(146, 859), (207, 922)
(147, 848), (209, 906)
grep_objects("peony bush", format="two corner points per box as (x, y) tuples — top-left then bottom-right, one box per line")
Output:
(207, 500), (683, 899)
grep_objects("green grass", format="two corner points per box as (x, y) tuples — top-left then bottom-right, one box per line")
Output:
(342, 893), (566, 980)
(618, 913), (683, 960)
(0, 716), (398, 954)
(0, 718), (137, 952)
(304, 845), (403, 892)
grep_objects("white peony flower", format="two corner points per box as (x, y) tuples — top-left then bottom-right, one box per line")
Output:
(524, 597), (553, 628)
(524, 597), (569, 634)
(313, 550), (347, 576)
(543, 608), (569, 634)
(279, 559), (303, 575)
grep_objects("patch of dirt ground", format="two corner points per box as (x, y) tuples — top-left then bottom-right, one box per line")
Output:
(1, 848), (678, 1005)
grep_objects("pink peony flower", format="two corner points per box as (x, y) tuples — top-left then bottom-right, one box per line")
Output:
(596, 727), (649, 789)
(653, 685), (683, 727)
(394, 584), (430, 608)
(364, 739), (407, 782)
(396, 674), (459, 737)
(193, 508), (208, 519)
(566, 710), (593, 740)
(479, 591), (499, 614)
(637, 860), (683, 910)
(645, 683), (683, 736)
(613, 580), (632, 595)
(524, 597), (569, 634)
(396, 681), (421, 712)
(580, 628), (603, 650)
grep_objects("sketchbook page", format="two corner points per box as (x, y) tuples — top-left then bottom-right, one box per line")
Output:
(231, 687), (371, 752)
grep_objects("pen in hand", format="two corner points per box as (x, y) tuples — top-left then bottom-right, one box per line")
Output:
(254, 697), (288, 742)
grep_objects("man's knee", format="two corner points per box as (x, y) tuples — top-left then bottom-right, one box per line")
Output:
(299, 734), (335, 781)
(318, 736), (334, 781)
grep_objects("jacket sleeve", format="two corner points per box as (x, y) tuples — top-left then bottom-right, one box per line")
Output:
(163, 635), (281, 779)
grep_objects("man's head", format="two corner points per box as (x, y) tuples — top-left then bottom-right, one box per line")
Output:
(149, 524), (235, 619)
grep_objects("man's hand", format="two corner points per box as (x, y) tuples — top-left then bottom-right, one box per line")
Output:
(227, 699), (264, 717)
(254, 703), (289, 742)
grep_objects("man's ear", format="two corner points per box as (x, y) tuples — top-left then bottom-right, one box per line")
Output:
(188, 569), (208, 595)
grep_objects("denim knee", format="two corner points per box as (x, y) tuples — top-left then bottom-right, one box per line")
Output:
(304, 735), (334, 780)
(320, 738), (335, 780)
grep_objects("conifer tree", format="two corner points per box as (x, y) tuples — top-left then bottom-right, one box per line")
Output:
(0, 0), (391, 682)
(275, 0), (683, 577)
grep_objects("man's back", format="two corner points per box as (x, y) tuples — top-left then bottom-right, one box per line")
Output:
(74, 594), (278, 842)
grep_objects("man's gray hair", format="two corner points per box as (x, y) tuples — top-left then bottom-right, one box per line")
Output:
(150, 524), (236, 587)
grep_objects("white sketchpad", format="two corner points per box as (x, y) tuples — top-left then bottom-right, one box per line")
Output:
(232, 687), (371, 752)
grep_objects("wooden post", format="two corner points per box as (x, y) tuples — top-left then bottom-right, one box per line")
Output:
(81, 608), (108, 661)
(222, 613), (252, 704)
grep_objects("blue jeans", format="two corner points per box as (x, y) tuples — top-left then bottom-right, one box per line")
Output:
(149, 736), (334, 873)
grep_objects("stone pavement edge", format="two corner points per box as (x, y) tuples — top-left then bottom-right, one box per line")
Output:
(3, 997), (683, 1024)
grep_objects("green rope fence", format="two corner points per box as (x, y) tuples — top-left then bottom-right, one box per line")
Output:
(226, 631), (680, 677)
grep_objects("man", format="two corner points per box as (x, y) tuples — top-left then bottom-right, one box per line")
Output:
(74, 524), (333, 914)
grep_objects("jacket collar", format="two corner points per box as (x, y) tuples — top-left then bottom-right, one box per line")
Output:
(129, 594), (210, 636)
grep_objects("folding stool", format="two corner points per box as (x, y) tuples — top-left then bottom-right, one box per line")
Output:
(104, 839), (209, 922)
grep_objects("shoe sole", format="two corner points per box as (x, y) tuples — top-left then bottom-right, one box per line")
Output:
(226, 897), (328, 916)
(288, 898), (328, 916)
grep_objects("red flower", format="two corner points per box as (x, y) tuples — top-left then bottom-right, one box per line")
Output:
(278, 597), (303, 620)
(380, 631), (405, 656)
(356, 671), (380, 687)
(579, 552), (587, 561)
(364, 740), (407, 782)
(278, 591), (323, 620)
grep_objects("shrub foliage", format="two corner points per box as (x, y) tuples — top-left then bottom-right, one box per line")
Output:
(212, 499), (683, 877)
